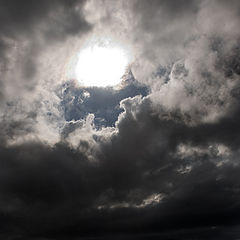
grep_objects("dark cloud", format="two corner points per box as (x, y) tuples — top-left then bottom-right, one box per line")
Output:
(0, 0), (90, 40)
(0, 95), (240, 238)
(0, 0), (240, 239)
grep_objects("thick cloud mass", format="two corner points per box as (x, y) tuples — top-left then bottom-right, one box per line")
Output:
(0, 0), (240, 239)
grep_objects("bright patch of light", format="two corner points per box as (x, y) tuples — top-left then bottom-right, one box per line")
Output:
(75, 44), (129, 87)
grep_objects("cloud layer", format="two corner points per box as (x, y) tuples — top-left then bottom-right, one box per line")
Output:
(0, 0), (240, 239)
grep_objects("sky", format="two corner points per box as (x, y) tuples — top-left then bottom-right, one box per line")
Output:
(0, 0), (240, 239)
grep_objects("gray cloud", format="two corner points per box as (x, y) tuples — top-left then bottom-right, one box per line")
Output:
(0, 0), (93, 146)
(0, 0), (91, 102)
(0, 0), (240, 239)
(1, 94), (240, 238)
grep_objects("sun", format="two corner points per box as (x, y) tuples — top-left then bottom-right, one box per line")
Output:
(75, 42), (130, 87)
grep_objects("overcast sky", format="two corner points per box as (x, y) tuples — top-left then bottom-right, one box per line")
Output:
(0, 0), (240, 239)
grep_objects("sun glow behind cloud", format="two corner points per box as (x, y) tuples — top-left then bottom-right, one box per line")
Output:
(75, 41), (130, 87)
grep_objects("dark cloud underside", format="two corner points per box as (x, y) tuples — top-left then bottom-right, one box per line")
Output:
(0, 0), (240, 239)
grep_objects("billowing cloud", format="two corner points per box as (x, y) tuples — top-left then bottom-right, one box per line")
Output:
(0, 0), (240, 239)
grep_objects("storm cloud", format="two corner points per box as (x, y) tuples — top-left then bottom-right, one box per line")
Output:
(0, 0), (240, 239)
